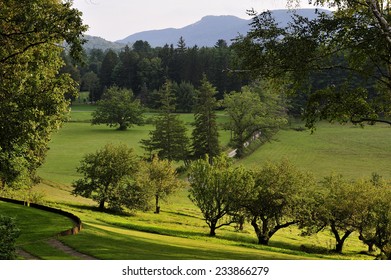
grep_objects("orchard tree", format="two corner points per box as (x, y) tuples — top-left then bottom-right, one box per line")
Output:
(191, 75), (220, 160)
(300, 174), (368, 253)
(137, 156), (185, 214)
(244, 160), (315, 245)
(0, 0), (87, 188)
(91, 86), (144, 130)
(188, 154), (254, 236)
(72, 143), (148, 211)
(234, 0), (391, 129)
(141, 80), (190, 162)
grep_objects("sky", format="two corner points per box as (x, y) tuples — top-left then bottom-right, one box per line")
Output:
(72, 0), (325, 42)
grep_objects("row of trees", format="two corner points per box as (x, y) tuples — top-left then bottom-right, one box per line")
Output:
(188, 155), (391, 259)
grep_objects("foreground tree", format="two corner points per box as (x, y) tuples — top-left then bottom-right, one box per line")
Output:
(91, 86), (144, 130)
(234, 1), (391, 129)
(0, 0), (87, 188)
(137, 156), (185, 214)
(244, 160), (314, 245)
(188, 154), (254, 236)
(72, 144), (148, 211)
(354, 179), (391, 258)
(191, 75), (221, 160)
(300, 174), (368, 253)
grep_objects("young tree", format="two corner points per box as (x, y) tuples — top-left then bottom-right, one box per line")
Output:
(140, 80), (190, 162)
(91, 86), (144, 130)
(188, 154), (254, 236)
(72, 143), (146, 211)
(191, 75), (220, 160)
(137, 156), (185, 214)
(244, 160), (315, 245)
(0, 0), (87, 188)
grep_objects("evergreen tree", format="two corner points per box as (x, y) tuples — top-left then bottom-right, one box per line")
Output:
(191, 75), (220, 160)
(141, 80), (190, 162)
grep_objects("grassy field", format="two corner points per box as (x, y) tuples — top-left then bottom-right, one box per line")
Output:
(0, 201), (78, 260)
(3, 106), (389, 260)
(239, 121), (391, 180)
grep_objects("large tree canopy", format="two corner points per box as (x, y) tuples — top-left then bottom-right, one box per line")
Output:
(0, 0), (87, 188)
(234, 0), (391, 129)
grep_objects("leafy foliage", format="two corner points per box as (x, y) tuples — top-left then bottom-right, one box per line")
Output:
(91, 86), (144, 130)
(72, 143), (145, 211)
(234, 2), (391, 128)
(0, 0), (87, 188)
(0, 216), (20, 260)
(244, 160), (315, 245)
(188, 154), (254, 236)
(223, 81), (287, 157)
(137, 156), (186, 213)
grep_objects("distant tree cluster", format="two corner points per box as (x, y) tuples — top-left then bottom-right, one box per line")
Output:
(63, 38), (248, 107)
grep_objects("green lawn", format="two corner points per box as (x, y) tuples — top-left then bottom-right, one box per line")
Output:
(239, 122), (391, 180)
(0, 201), (78, 259)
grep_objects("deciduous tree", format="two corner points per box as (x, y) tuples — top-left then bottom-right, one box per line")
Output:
(137, 156), (185, 214)
(72, 144), (146, 211)
(91, 86), (144, 130)
(188, 154), (254, 236)
(0, 0), (87, 188)
(245, 160), (315, 245)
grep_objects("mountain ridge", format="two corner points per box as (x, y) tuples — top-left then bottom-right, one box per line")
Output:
(82, 9), (331, 49)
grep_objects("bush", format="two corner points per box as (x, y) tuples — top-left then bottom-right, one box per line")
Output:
(0, 216), (20, 260)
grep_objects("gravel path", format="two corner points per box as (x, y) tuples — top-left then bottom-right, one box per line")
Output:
(16, 239), (97, 260)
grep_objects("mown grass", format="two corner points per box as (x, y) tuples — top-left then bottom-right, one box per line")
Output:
(0, 201), (78, 260)
(239, 122), (391, 180)
(24, 108), (391, 259)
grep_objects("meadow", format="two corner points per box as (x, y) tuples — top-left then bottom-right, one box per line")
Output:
(4, 105), (391, 259)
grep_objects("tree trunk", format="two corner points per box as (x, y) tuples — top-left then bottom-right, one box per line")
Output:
(98, 199), (105, 210)
(251, 218), (270, 245)
(155, 194), (160, 214)
(118, 122), (127, 131)
(330, 223), (352, 253)
(209, 220), (218, 237)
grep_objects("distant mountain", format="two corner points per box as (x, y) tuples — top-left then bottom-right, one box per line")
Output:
(82, 35), (126, 51)
(81, 9), (331, 50)
(117, 15), (250, 47)
(116, 9), (331, 48)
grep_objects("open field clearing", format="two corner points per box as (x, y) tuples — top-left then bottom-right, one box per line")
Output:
(12, 108), (390, 259)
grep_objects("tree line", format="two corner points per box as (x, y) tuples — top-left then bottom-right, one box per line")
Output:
(62, 38), (248, 108)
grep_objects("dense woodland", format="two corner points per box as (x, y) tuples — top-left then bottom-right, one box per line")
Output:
(62, 39), (247, 109)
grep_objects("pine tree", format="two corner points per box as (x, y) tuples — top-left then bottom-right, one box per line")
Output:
(141, 80), (190, 162)
(191, 75), (220, 160)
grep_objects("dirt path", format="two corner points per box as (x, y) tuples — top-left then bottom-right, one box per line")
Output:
(46, 238), (97, 260)
(16, 239), (97, 260)
(16, 248), (40, 260)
